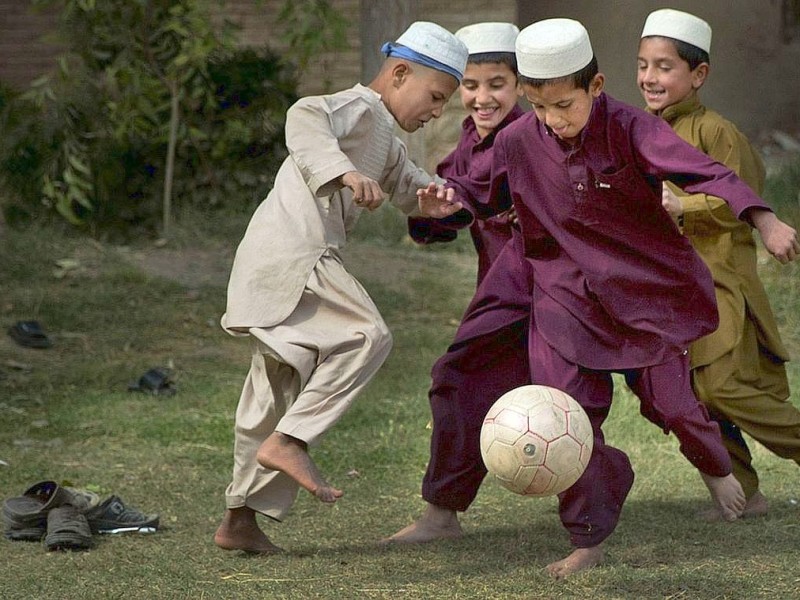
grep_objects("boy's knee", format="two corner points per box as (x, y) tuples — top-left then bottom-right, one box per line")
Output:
(361, 319), (392, 359)
(375, 322), (393, 355)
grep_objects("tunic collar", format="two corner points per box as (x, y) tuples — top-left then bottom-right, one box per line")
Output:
(356, 83), (394, 124)
(647, 92), (702, 125)
(461, 103), (526, 147)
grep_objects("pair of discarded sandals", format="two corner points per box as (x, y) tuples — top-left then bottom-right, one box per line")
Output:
(3, 481), (159, 551)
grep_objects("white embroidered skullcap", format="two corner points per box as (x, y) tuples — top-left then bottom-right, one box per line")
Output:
(641, 9), (712, 53)
(393, 21), (469, 80)
(455, 22), (520, 55)
(516, 18), (593, 79)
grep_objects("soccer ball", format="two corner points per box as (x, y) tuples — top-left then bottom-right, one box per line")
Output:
(480, 385), (593, 497)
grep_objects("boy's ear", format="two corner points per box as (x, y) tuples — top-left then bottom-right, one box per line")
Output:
(691, 63), (709, 89)
(392, 61), (410, 88)
(589, 73), (605, 97)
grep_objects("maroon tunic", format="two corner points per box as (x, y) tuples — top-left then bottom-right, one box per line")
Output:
(412, 107), (534, 511)
(408, 105), (525, 285)
(465, 93), (771, 370)
(445, 92), (772, 548)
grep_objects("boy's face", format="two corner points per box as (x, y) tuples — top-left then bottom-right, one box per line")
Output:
(459, 61), (521, 138)
(388, 63), (459, 132)
(637, 37), (708, 113)
(522, 74), (603, 144)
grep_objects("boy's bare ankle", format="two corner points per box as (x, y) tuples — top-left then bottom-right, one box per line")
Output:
(697, 489), (769, 522)
(257, 433), (343, 503)
(214, 508), (283, 554)
(422, 504), (460, 527)
(700, 472), (745, 522)
(546, 545), (604, 579)
(382, 504), (462, 544)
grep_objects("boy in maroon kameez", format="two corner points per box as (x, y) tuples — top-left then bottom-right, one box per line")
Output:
(419, 18), (799, 578)
(386, 22), (534, 544)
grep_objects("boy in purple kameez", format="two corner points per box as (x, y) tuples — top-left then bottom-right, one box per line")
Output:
(386, 22), (534, 544)
(406, 27), (526, 291)
(419, 18), (799, 578)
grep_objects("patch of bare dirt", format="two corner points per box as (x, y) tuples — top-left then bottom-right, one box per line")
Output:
(118, 246), (235, 288)
(121, 240), (476, 296)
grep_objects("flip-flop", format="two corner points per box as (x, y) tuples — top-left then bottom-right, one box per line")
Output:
(7, 321), (52, 349)
(44, 506), (93, 551)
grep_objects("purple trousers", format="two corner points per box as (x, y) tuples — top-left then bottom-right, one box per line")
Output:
(530, 327), (732, 548)
(422, 236), (534, 511)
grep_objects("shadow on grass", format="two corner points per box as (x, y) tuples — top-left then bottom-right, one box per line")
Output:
(284, 495), (799, 570)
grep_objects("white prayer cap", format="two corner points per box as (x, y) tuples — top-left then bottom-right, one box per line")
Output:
(455, 22), (520, 55)
(516, 18), (593, 79)
(641, 9), (712, 53)
(393, 21), (469, 80)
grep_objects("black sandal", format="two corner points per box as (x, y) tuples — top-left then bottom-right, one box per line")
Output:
(7, 321), (52, 349)
(128, 367), (177, 396)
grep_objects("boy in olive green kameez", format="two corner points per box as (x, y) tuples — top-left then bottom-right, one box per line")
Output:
(637, 8), (800, 519)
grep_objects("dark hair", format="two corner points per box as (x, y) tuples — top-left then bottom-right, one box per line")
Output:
(467, 51), (517, 74)
(518, 55), (599, 91)
(643, 35), (710, 69)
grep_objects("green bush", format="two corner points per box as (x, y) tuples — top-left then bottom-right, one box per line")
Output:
(0, 81), (53, 225)
(0, 0), (297, 237)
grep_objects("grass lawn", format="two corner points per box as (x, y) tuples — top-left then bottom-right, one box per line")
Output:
(1, 207), (799, 600)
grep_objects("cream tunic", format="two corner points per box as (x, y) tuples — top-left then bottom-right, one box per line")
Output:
(222, 84), (435, 332)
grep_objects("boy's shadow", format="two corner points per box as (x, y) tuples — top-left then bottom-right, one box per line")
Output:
(288, 496), (798, 587)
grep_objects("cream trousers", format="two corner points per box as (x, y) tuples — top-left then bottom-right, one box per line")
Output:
(224, 252), (392, 520)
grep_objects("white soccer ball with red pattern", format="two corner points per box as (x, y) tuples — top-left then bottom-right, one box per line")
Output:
(480, 385), (593, 497)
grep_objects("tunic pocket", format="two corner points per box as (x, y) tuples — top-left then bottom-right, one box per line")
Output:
(574, 164), (664, 231)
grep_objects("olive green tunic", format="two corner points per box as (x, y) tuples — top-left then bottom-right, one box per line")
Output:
(658, 93), (800, 497)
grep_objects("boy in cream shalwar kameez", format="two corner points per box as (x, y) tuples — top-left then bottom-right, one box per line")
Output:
(214, 22), (468, 554)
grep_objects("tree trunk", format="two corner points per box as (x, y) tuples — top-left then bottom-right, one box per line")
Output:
(359, 0), (425, 167)
(360, 0), (419, 83)
(162, 80), (180, 241)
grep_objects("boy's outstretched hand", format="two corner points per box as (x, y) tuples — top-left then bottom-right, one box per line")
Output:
(417, 182), (463, 218)
(750, 209), (800, 264)
(342, 171), (385, 211)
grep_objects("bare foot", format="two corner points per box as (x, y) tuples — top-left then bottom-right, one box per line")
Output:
(381, 504), (463, 544)
(700, 473), (745, 522)
(546, 545), (604, 579)
(214, 507), (283, 554)
(257, 432), (343, 503)
(697, 490), (769, 522)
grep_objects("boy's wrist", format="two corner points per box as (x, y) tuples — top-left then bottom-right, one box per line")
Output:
(747, 207), (775, 230)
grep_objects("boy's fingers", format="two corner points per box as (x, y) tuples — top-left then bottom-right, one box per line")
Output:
(438, 201), (462, 217)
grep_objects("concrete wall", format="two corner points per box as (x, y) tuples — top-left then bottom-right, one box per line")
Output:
(517, 0), (800, 139)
